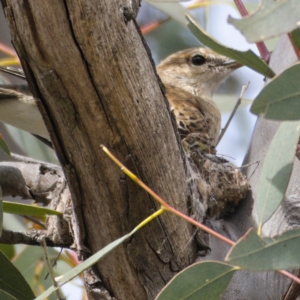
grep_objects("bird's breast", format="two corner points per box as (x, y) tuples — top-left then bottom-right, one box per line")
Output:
(165, 84), (221, 147)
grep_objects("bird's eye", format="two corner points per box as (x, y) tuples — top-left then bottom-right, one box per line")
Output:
(191, 55), (206, 66)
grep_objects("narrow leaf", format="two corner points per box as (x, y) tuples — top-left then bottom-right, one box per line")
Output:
(251, 63), (300, 120)
(156, 261), (236, 300)
(186, 14), (275, 78)
(291, 28), (300, 51)
(3, 201), (62, 217)
(0, 291), (17, 300)
(0, 186), (2, 237)
(228, 0), (300, 43)
(146, 0), (189, 26)
(35, 228), (138, 300)
(255, 121), (300, 231)
(0, 251), (35, 300)
(0, 198), (3, 237)
(0, 134), (10, 156)
(226, 229), (300, 271)
(0, 244), (15, 260)
(13, 246), (62, 297)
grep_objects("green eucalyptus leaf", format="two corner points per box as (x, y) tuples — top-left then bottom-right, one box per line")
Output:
(251, 63), (300, 120)
(3, 201), (62, 217)
(14, 246), (63, 300)
(0, 186), (2, 237)
(0, 134), (10, 156)
(228, 0), (300, 43)
(5, 125), (57, 164)
(156, 261), (236, 300)
(0, 251), (35, 300)
(186, 14), (275, 78)
(0, 197), (2, 237)
(0, 290), (17, 300)
(226, 229), (300, 271)
(255, 121), (300, 231)
(291, 28), (300, 51)
(0, 244), (15, 260)
(35, 227), (139, 300)
(146, 0), (188, 25)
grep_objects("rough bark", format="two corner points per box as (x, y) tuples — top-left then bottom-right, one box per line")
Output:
(0, 229), (71, 247)
(0, 157), (64, 205)
(0, 155), (74, 247)
(1, 1), (200, 299)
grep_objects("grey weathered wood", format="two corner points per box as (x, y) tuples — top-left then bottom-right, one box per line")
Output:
(1, 1), (199, 299)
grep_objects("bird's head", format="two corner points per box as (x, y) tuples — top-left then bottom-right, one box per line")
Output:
(157, 48), (241, 99)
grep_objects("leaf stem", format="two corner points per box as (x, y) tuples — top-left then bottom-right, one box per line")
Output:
(101, 145), (234, 246)
(101, 145), (300, 286)
(232, 0), (248, 17)
(135, 207), (166, 230)
(279, 270), (300, 286)
(232, 0), (270, 62)
(0, 57), (20, 66)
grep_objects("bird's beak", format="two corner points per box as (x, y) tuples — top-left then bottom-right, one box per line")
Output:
(221, 60), (242, 69)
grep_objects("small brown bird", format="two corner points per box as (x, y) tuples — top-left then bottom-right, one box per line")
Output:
(0, 49), (240, 148)
(157, 48), (241, 152)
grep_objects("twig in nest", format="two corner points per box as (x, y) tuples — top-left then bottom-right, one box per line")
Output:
(240, 160), (260, 181)
(22, 215), (47, 229)
(45, 248), (63, 280)
(216, 81), (250, 146)
(41, 239), (65, 300)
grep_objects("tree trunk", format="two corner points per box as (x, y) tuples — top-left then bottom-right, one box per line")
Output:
(1, 1), (199, 299)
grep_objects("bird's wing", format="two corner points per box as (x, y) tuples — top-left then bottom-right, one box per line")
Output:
(164, 84), (221, 146)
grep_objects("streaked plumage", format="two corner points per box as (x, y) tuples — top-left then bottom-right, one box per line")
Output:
(0, 50), (249, 219)
(0, 49), (240, 147)
(163, 84), (221, 148)
(157, 48), (240, 151)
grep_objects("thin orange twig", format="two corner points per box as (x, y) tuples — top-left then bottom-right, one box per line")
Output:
(0, 43), (18, 57)
(232, 0), (270, 62)
(100, 144), (300, 286)
(101, 144), (235, 246)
